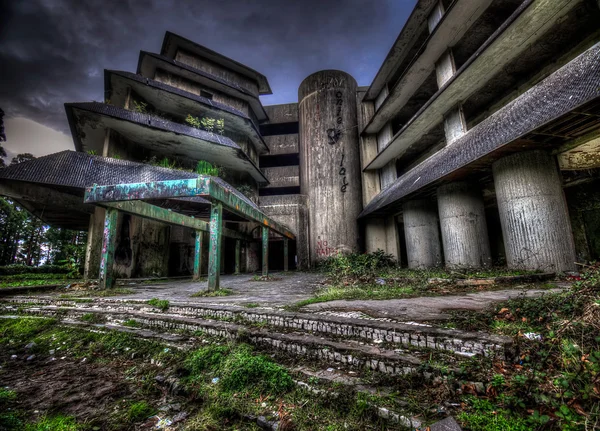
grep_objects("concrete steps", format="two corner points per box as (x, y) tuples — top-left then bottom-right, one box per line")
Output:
(1, 295), (514, 360)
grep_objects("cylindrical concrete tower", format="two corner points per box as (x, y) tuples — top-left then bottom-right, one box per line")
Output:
(298, 70), (362, 265)
(437, 182), (492, 269)
(493, 150), (576, 272)
(403, 199), (443, 268)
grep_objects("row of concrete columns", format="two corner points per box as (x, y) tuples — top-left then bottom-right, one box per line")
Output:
(98, 203), (289, 290)
(403, 150), (576, 272)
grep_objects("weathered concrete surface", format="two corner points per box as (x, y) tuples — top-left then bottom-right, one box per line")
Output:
(262, 166), (299, 188)
(84, 206), (105, 279)
(263, 134), (298, 155)
(110, 272), (325, 306)
(304, 287), (564, 321)
(493, 150), (576, 272)
(356, 88), (380, 207)
(299, 70), (363, 264)
(259, 195), (309, 269)
(263, 103), (298, 124)
(365, 217), (400, 260)
(437, 182), (491, 269)
(403, 199), (442, 268)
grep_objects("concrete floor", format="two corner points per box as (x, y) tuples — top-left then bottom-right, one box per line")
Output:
(104, 272), (564, 322)
(112, 272), (325, 307)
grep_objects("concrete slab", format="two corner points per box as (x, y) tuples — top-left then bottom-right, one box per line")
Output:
(303, 288), (563, 321)
(110, 272), (324, 307)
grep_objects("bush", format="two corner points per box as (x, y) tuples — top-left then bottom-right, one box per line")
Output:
(185, 344), (294, 396)
(0, 265), (71, 276)
(320, 249), (396, 284)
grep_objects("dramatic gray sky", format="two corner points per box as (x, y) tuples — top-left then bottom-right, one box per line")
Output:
(0, 0), (416, 159)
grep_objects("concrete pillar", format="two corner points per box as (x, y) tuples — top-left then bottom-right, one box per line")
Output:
(283, 238), (289, 271)
(377, 122), (397, 190)
(299, 70), (362, 264)
(365, 217), (400, 261)
(208, 203), (223, 290)
(493, 150), (576, 272)
(356, 90), (381, 207)
(234, 239), (241, 275)
(262, 227), (269, 277)
(403, 199), (442, 268)
(84, 206), (105, 279)
(193, 230), (203, 280)
(437, 182), (491, 269)
(99, 207), (118, 289)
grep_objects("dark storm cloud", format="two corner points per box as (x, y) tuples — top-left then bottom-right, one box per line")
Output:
(0, 0), (415, 134)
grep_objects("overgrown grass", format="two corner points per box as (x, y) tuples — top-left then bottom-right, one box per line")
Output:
(59, 287), (134, 298)
(126, 401), (156, 422)
(147, 298), (170, 311)
(191, 288), (233, 297)
(450, 264), (600, 431)
(25, 415), (80, 431)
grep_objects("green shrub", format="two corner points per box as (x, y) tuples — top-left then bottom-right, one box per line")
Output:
(127, 401), (156, 422)
(25, 415), (79, 431)
(0, 264), (71, 276)
(321, 249), (396, 283)
(147, 298), (169, 312)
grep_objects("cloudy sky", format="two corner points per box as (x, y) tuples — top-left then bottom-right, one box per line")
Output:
(0, 0), (416, 160)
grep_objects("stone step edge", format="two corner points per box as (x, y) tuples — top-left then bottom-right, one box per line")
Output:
(1, 296), (512, 358)
(5, 306), (425, 377)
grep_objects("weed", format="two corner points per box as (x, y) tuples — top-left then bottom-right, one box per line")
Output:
(244, 302), (260, 308)
(25, 415), (80, 431)
(80, 313), (104, 324)
(132, 100), (148, 114)
(127, 401), (156, 422)
(147, 298), (170, 311)
(122, 319), (141, 328)
(191, 288), (232, 297)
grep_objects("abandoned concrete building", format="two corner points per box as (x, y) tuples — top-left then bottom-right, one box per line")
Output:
(1, 0), (600, 288)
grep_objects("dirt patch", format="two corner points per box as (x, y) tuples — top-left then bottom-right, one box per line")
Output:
(0, 353), (130, 422)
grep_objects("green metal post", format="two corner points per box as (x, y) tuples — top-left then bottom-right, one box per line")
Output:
(193, 230), (203, 280)
(262, 226), (269, 277)
(208, 203), (223, 290)
(235, 239), (241, 275)
(99, 207), (118, 289)
(283, 238), (289, 272)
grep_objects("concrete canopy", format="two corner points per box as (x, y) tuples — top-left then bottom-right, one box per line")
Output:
(64, 102), (269, 185)
(359, 43), (600, 218)
(104, 70), (269, 154)
(137, 51), (268, 122)
(160, 31), (272, 96)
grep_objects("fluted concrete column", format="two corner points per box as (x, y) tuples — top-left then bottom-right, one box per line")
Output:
(493, 150), (576, 272)
(403, 199), (442, 268)
(437, 182), (491, 269)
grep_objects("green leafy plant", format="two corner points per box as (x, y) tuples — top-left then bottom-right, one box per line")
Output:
(195, 160), (220, 176)
(147, 298), (169, 312)
(132, 100), (148, 114)
(127, 401), (156, 422)
(185, 114), (225, 135)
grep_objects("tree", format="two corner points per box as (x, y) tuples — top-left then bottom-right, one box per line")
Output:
(10, 153), (35, 166)
(0, 108), (6, 142)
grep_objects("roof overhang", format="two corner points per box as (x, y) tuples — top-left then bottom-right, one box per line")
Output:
(137, 51), (268, 122)
(64, 102), (269, 185)
(360, 42), (600, 218)
(160, 31), (272, 95)
(364, 0), (581, 169)
(104, 70), (269, 154)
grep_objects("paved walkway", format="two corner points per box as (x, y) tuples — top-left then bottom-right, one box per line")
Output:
(110, 272), (324, 307)
(304, 287), (564, 321)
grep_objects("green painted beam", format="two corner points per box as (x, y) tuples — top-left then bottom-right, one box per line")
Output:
(101, 200), (248, 241)
(262, 226), (269, 277)
(208, 203), (223, 290)
(84, 178), (210, 203)
(235, 239), (241, 275)
(283, 238), (289, 272)
(84, 177), (295, 239)
(194, 230), (203, 280)
(208, 180), (295, 239)
(99, 207), (118, 289)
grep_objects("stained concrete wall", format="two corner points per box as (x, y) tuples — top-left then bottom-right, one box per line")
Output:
(263, 166), (300, 188)
(565, 180), (600, 263)
(263, 134), (298, 155)
(259, 194), (309, 269)
(84, 207), (105, 279)
(299, 70), (362, 263)
(356, 88), (380, 207)
(493, 150), (576, 272)
(154, 69), (250, 117)
(175, 49), (260, 96)
(264, 103), (299, 123)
